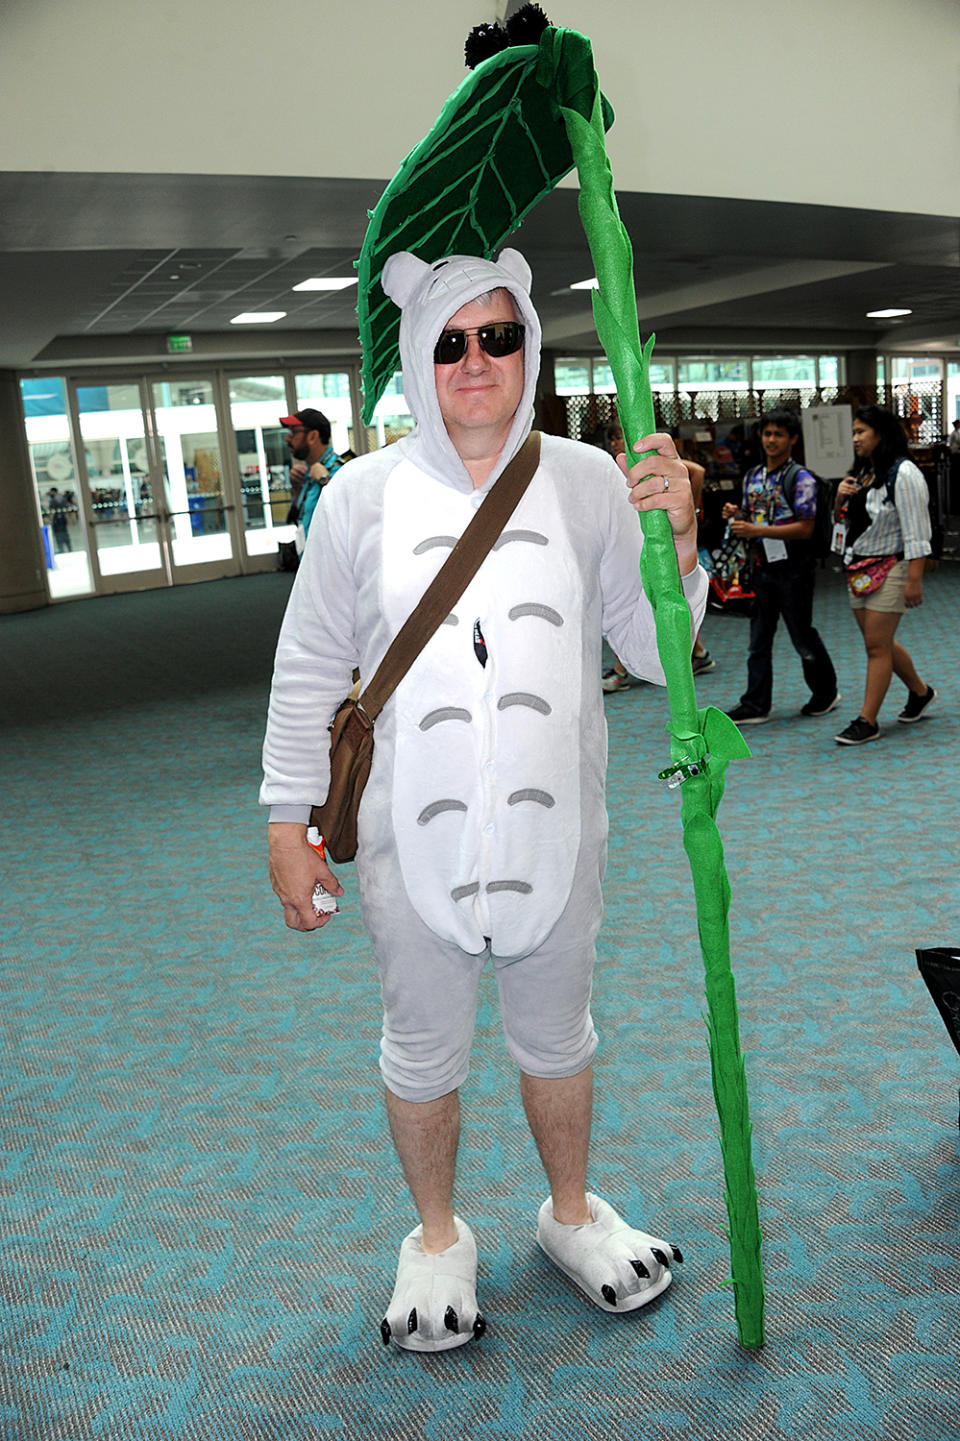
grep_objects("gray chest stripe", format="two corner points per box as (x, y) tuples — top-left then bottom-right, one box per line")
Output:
(417, 799), (468, 826)
(507, 788), (555, 808)
(451, 882), (480, 902)
(498, 692), (552, 716)
(419, 706), (472, 731)
(508, 603), (563, 627)
(486, 880), (533, 894)
(413, 536), (457, 554)
(492, 530), (548, 550)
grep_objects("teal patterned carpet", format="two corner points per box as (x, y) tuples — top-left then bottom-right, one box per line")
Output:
(2, 566), (959, 1440)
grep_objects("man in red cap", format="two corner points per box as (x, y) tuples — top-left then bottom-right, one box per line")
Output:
(279, 408), (342, 550)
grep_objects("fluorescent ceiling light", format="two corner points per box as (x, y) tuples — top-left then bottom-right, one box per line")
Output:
(866, 308), (912, 319)
(230, 311), (287, 324)
(570, 277), (600, 290)
(292, 277), (357, 291)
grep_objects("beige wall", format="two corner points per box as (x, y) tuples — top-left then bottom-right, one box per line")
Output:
(2, 0), (959, 214)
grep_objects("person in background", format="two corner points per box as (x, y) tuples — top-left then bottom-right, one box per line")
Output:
(832, 405), (936, 745)
(280, 408), (342, 551)
(723, 408), (839, 725)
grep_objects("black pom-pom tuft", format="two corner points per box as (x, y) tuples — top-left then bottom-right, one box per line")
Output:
(505, 3), (551, 45)
(465, 22), (509, 69)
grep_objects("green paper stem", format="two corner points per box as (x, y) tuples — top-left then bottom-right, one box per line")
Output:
(549, 25), (766, 1348)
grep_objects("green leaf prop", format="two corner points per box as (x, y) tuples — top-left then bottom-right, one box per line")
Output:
(356, 41), (613, 422)
(356, 20), (765, 1349)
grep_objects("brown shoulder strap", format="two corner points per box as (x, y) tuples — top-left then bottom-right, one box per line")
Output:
(359, 431), (541, 721)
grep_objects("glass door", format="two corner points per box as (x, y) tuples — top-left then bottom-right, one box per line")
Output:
(148, 377), (238, 580)
(20, 378), (94, 600)
(226, 374), (295, 560)
(72, 379), (167, 592)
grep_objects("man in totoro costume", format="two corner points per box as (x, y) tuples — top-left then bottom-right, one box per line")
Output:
(261, 247), (707, 1350)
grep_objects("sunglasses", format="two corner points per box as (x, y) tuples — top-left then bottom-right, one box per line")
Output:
(434, 321), (525, 365)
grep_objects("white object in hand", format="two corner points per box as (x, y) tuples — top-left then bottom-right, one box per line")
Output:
(312, 883), (338, 916)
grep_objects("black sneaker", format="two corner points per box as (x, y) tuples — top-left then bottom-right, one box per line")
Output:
(834, 716), (880, 746)
(692, 651), (716, 674)
(801, 693), (842, 717)
(726, 704), (770, 725)
(897, 686), (937, 724)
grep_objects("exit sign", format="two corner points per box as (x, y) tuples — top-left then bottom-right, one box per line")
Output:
(166, 334), (193, 354)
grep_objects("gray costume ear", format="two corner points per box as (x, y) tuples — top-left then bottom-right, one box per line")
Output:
(495, 248), (532, 294)
(382, 252), (432, 309)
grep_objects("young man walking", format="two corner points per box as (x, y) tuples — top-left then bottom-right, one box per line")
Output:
(723, 409), (839, 724)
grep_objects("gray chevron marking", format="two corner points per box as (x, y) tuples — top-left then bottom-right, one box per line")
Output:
(419, 707), (472, 731)
(497, 693), (552, 715)
(508, 603), (563, 626)
(417, 799), (468, 826)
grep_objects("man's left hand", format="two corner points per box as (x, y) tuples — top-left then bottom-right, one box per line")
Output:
(729, 518), (761, 539)
(617, 432), (699, 574)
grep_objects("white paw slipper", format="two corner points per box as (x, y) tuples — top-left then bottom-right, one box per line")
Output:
(537, 1193), (682, 1313)
(380, 1218), (487, 1351)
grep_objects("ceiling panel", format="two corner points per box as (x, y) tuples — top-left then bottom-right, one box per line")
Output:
(2, 172), (959, 370)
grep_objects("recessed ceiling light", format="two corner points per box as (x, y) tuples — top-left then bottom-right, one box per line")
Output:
(866, 308), (913, 319)
(292, 277), (357, 292)
(570, 277), (600, 290)
(230, 311), (287, 324)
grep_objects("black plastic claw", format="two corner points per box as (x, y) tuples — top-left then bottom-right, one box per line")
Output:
(379, 1318), (391, 1346)
(407, 1307), (418, 1334)
(601, 1284), (618, 1307)
(473, 1313), (487, 1339)
(671, 1244), (684, 1265)
(651, 1248), (670, 1268)
(444, 1305), (460, 1334)
(630, 1258), (650, 1279)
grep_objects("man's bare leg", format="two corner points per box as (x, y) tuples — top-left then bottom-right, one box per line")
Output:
(520, 1064), (594, 1224)
(385, 1087), (461, 1252)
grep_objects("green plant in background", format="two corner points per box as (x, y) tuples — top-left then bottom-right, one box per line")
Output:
(357, 7), (764, 1349)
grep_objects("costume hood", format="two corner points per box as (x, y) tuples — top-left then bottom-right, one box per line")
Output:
(381, 248), (542, 492)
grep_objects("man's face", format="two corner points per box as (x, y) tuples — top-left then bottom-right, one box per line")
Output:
(434, 293), (524, 448)
(284, 425), (312, 462)
(761, 424), (795, 468)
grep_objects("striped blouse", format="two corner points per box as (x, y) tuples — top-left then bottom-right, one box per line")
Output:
(850, 459), (932, 561)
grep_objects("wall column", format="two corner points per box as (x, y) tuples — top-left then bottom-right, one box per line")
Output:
(0, 373), (48, 613)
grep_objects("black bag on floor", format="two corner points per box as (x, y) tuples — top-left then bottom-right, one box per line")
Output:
(915, 948), (960, 1058)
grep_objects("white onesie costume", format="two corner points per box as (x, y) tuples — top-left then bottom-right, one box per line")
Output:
(261, 250), (708, 1101)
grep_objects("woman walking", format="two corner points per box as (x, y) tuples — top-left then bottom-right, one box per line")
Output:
(833, 405), (936, 746)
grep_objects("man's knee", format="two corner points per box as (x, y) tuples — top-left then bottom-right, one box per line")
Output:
(502, 1013), (598, 1079)
(379, 1030), (473, 1103)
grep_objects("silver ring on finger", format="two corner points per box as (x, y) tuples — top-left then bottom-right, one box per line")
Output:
(663, 475), (670, 492)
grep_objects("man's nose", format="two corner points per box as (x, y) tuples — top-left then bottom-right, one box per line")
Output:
(462, 333), (490, 368)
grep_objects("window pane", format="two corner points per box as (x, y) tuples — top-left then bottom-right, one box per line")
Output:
(295, 371), (355, 454)
(554, 358), (591, 395)
(20, 377), (94, 599)
(649, 360), (675, 389)
(752, 355), (816, 386)
(677, 358), (748, 387)
(151, 379), (232, 569)
(819, 356), (839, 387)
(368, 371), (414, 450)
(889, 356), (943, 382)
(227, 375), (293, 556)
(591, 360), (617, 394)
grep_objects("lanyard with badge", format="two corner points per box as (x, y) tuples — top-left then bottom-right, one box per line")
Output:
(756, 466), (788, 563)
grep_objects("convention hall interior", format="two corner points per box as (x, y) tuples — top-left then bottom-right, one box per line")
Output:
(3, 2), (960, 1439)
